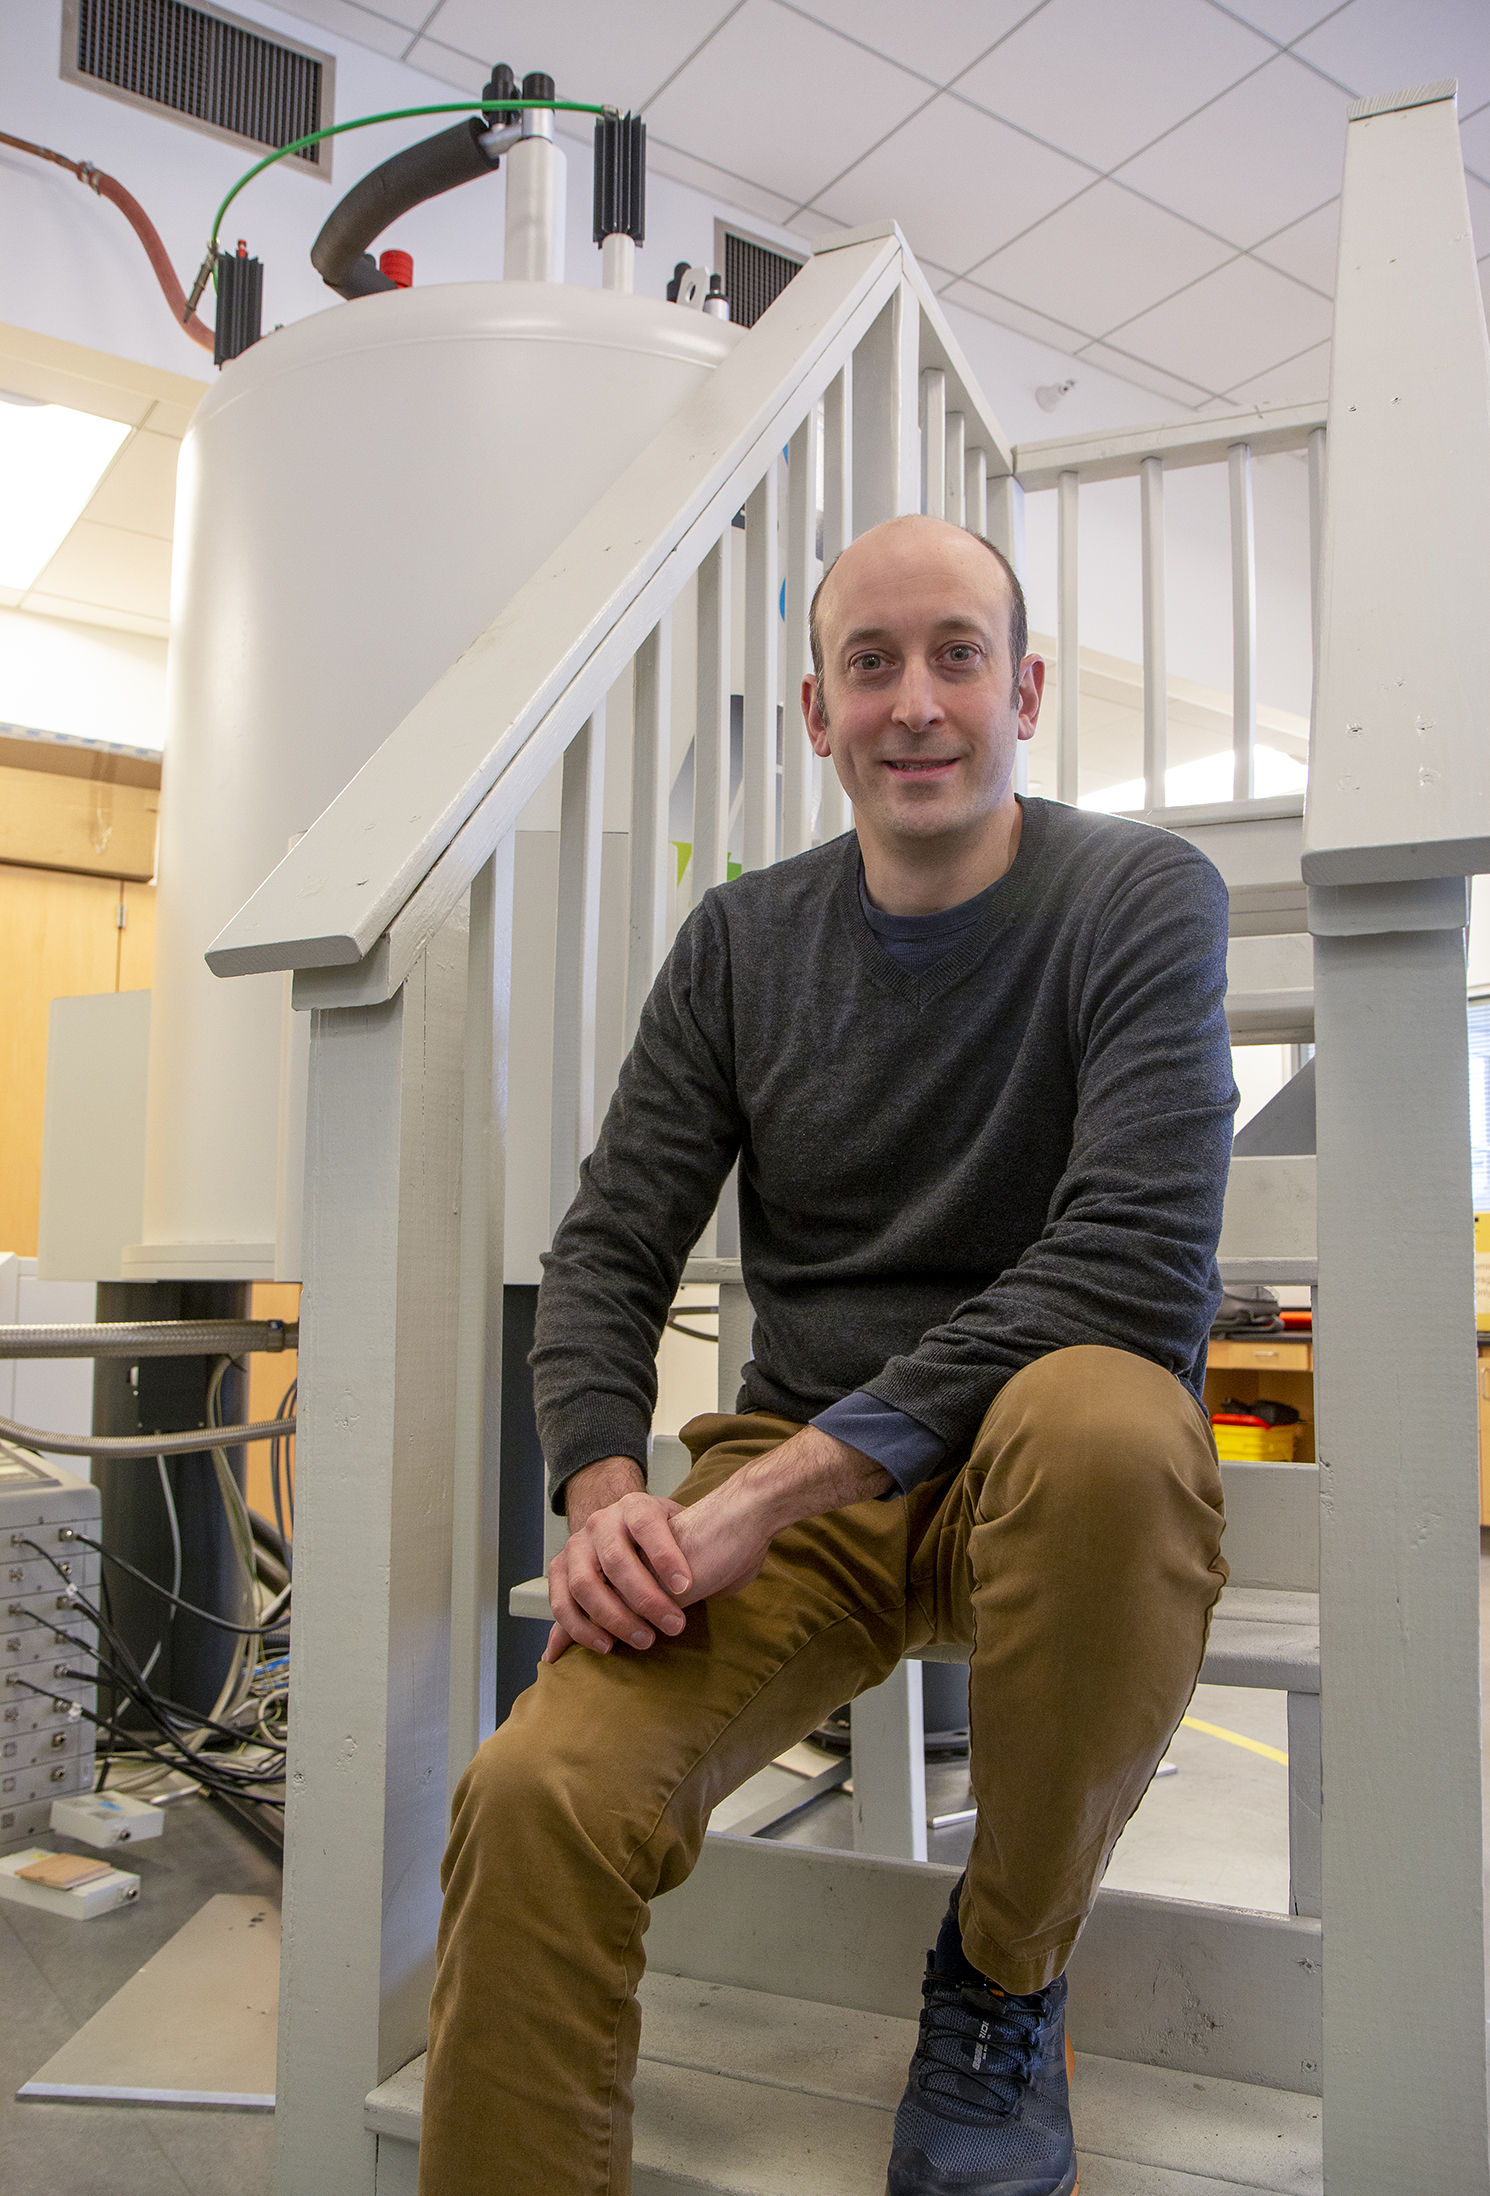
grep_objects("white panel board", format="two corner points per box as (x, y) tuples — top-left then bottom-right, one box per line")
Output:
(36, 990), (150, 1284)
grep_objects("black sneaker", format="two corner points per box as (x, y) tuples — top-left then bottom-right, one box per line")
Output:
(885, 1957), (1077, 2196)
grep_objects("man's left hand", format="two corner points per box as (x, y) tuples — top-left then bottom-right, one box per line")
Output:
(542, 1425), (891, 1663)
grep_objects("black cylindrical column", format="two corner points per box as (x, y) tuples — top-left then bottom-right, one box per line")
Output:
(496, 1284), (547, 1728)
(93, 1279), (251, 1720)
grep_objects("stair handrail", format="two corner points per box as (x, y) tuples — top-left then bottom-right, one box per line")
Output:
(206, 222), (1011, 1005)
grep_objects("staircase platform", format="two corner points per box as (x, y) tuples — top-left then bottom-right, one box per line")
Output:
(365, 1972), (1322, 2195)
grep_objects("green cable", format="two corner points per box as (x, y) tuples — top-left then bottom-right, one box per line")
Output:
(204, 96), (613, 272)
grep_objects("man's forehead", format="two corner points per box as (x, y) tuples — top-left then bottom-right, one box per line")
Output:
(821, 546), (1011, 649)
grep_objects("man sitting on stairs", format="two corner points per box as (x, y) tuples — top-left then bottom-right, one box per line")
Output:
(419, 512), (1234, 2196)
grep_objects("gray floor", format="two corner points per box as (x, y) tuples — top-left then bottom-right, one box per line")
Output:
(3, 1796), (279, 2196)
(6, 1540), (1487, 2194)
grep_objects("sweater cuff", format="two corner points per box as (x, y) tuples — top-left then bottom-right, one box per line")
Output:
(543, 1402), (653, 1514)
(811, 1390), (949, 1498)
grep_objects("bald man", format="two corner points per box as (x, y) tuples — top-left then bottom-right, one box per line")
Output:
(420, 516), (1234, 2196)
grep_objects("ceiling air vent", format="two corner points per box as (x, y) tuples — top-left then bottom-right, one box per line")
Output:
(716, 224), (806, 330)
(61, 0), (335, 173)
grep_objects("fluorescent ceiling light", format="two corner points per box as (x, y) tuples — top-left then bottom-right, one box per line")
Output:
(0, 394), (131, 592)
(1080, 744), (1308, 813)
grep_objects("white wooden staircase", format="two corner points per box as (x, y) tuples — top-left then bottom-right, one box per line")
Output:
(207, 80), (1490, 2196)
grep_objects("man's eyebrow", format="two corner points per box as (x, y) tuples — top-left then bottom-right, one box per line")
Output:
(838, 615), (991, 650)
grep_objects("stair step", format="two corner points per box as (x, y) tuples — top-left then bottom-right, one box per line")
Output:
(366, 1973), (1321, 2195)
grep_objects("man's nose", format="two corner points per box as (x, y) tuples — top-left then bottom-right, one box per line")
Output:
(892, 657), (943, 730)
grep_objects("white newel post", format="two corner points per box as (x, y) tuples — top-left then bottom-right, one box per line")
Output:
(274, 925), (467, 2196)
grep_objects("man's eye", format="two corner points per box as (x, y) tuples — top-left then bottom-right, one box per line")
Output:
(944, 645), (978, 664)
(850, 653), (887, 673)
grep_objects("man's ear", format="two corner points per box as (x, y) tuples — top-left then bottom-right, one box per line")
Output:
(804, 674), (833, 758)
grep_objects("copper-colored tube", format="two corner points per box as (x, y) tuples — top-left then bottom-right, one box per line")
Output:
(0, 127), (215, 352)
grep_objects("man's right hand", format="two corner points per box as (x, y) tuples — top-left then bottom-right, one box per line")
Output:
(543, 1456), (693, 1664)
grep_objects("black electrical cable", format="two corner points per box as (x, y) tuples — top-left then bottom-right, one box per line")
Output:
(21, 1609), (285, 1761)
(10, 1674), (287, 1799)
(31, 1599), (288, 1768)
(271, 1377), (296, 1566)
(16, 1561), (290, 1796)
(36, 1533), (289, 1638)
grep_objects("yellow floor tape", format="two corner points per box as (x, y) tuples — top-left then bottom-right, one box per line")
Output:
(1180, 1715), (1288, 1765)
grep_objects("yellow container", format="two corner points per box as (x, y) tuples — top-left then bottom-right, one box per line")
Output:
(1212, 1422), (1299, 1462)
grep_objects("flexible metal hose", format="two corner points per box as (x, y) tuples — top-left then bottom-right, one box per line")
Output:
(0, 129), (214, 350)
(0, 1413), (296, 1457)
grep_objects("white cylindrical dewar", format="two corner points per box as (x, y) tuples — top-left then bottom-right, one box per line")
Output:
(504, 132), (566, 284)
(135, 281), (738, 1279)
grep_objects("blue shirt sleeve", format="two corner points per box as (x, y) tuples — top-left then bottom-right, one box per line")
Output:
(810, 1389), (950, 1497)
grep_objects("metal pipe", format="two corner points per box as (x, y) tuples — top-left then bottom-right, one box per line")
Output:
(505, 76), (565, 284)
(0, 1320), (296, 1359)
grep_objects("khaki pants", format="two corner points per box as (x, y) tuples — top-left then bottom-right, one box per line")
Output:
(419, 1344), (1226, 2196)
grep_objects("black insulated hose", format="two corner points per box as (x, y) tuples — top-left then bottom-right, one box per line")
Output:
(311, 64), (516, 300)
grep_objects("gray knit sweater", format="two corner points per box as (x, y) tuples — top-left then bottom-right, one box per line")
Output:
(533, 797), (1235, 1508)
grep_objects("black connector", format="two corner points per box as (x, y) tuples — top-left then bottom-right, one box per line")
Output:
(214, 242), (262, 366)
(593, 111), (646, 246)
(521, 70), (555, 103)
(481, 61), (519, 132)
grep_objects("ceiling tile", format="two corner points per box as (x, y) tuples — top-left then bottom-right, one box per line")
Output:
(1251, 198), (1339, 291)
(967, 181), (1236, 339)
(1211, 1), (1341, 40)
(1219, 337), (1331, 407)
(1463, 102), (1490, 180)
(644, 0), (927, 208)
(422, 0), (738, 110)
(277, 0), (418, 56)
(957, 0), (1275, 172)
(647, 138), (799, 226)
(810, 94), (1092, 275)
(940, 279), (1092, 357)
(1073, 340), (1216, 408)
(1115, 53), (1349, 246)
(81, 431), (180, 540)
(1293, 0), (1490, 113)
(785, 207), (850, 241)
(1102, 253), (1334, 389)
(27, 524), (173, 626)
(784, 0), (1038, 84)
(17, 594), (170, 642)
(403, 35), (486, 91)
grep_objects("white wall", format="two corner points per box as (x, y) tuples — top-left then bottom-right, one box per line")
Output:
(0, 605), (167, 749)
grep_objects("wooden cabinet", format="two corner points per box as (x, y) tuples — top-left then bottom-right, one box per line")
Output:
(1204, 1334), (1315, 1461)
